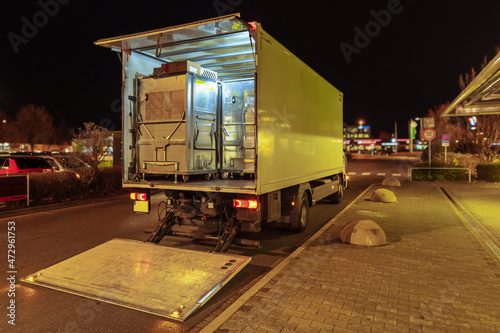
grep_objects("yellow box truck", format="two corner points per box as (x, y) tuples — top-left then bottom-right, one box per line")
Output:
(95, 14), (346, 251)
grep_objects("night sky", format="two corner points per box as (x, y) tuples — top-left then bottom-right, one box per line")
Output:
(1, 0), (500, 137)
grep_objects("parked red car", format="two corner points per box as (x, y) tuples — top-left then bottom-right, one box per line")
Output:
(0, 155), (56, 174)
(0, 174), (28, 202)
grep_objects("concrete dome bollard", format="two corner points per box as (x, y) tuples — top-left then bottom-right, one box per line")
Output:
(340, 219), (386, 246)
(382, 176), (401, 187)
(370, 188), (397, 203)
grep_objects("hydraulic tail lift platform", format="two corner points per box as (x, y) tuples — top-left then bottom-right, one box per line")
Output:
(22, 239), (251, 321)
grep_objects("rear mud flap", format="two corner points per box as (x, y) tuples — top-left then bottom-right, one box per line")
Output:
(22, 239), (251, 321)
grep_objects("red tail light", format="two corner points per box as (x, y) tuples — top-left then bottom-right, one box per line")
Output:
(130, 192), (148, 201)
(233, 199), (258, 209)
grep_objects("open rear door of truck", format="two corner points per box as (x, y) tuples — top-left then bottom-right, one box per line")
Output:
(22, 239), (251, 321)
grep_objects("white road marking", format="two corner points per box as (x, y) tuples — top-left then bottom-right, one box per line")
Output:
(348, 172), (405, 177)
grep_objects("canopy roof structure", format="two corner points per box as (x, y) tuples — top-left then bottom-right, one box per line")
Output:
(443, 51), (500, 117)
(94, 13), (256, 81)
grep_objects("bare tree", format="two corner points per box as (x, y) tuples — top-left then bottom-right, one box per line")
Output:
(425, 102), (500, 162)
(72, 122), (112, 169)
(11, 105), (55, 152)
(454, 53), (500, 162)
(458, 115), (500, 162)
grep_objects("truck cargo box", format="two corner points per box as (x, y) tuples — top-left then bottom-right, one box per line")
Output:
(95, 13), (344, 196)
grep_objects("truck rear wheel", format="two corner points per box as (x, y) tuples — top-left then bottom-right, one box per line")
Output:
(330, 184), (343, 204)
(295, 193), (309, 232)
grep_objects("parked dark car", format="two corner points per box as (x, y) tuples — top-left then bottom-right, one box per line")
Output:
(50, 154), (92, 178)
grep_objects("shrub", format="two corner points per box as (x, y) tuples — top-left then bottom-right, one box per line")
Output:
(432, 152), (481, 178)
(25, 167), (124, 207)
(29, 172), (79, 204)
(95, 166), (122, 194)
(477, 164), (500, 182)
(412, 161), (470, 181)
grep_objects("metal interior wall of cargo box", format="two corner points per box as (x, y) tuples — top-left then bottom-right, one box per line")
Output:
(112, 15), (258, 187)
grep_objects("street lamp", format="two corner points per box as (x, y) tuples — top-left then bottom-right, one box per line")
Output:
(414, 117), (424, 140)
(409, 118), (420, 154)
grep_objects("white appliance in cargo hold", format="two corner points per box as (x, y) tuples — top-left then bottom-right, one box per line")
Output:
(135, 60), (255, 182)
(136, 62), (219, 181)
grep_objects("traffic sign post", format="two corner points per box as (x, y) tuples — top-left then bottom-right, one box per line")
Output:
(442, 134), (450, 163)
(423, 128), (436, 167)
(423, 117), (435, 129)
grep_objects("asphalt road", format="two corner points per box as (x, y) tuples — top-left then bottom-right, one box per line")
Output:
(0, 155), (419, 333)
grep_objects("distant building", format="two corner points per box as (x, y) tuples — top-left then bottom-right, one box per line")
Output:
(0, 142), (72, 153)
(343, 125), (372, 141)
(344, 125), (375, 152)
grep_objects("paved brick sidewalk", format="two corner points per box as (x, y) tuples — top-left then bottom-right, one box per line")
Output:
(443, 183), (500, 247)
(205, 182), (500, 332)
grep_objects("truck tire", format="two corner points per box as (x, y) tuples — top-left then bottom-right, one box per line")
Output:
(295, 193), (309, 232)
(330, 184), (343, 204)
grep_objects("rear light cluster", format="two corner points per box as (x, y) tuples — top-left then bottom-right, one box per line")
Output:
(233, 199), (258, 209)
(130, 192), (148, 201)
